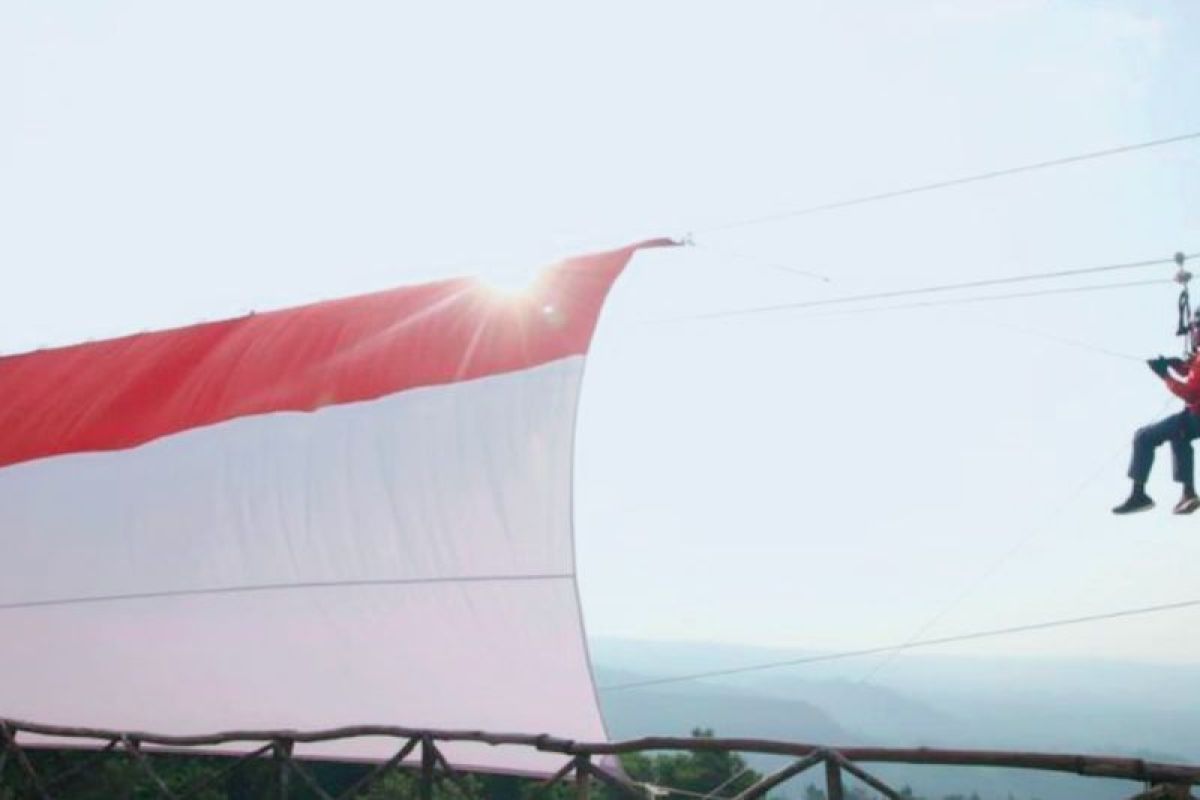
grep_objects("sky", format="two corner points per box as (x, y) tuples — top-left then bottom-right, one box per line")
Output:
(3, 1), (1199, 674)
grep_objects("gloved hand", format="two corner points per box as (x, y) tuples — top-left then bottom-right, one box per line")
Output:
(1167, 357), (1187, 372)
(1148, 357), (1170, 378)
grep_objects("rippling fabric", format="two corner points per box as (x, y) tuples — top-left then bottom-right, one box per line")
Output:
(0, 240), (671, 773)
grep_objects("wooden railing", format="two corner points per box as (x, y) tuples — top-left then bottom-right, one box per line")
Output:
(2, 717), (1197, 799)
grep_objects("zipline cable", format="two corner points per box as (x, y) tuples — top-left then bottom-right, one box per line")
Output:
(698, 131), (1200, 234)
(645, 259), (1189, 688)
(396, 132), (1199, 299)
(455, 131), (1198, 280)
(675, 253), (1196, 322)
(653, 278), (1154, 361)
(657, 277), (1172, 329)
(598, 597), (1200, 692)
(621, 141), (1200, 693)
(798, 277), (1171, 318)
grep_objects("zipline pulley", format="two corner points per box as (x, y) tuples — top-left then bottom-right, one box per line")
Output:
(1174, 252), (1194, 357)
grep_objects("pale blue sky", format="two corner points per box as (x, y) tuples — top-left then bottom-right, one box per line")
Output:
(3, 1), (1199, 670)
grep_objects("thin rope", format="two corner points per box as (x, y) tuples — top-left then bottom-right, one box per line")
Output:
(854, 396), (1175, 685)
(695, 243), (833, 284)
(598, 597), (1200, 692)
(701, 766), (753, 799)
(637, 770), (754, 800)
(966, 313), (1143, 362)
(0, 573), (573, 612)
(640, 783), (718, 799)
(699, 131), (1200, 234)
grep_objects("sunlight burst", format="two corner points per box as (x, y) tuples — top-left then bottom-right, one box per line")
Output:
(477, 261), (550, 300)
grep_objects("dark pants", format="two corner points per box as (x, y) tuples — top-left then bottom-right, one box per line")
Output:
(1128, 409), (1200, 486)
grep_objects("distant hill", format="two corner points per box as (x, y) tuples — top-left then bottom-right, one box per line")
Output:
(596, 667), (851, 743)
(589, 637), (1200, 800)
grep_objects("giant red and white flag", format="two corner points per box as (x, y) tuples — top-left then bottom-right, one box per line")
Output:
(0, 240), (669, 773)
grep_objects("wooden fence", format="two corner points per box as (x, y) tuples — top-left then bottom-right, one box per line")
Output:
(1, 717), (1197, 800)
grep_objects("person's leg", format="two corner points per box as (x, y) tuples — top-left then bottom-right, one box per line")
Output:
(1116, 412), (1188, 514)
(1171, 412), (1200, 514)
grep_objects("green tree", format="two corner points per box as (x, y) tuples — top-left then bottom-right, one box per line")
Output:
(360, 770), (485, 799)
(0, 751), (225, 800)
(619, 728), (762, 798)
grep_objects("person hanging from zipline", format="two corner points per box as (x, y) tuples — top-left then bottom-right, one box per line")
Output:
(1113, 348), (1200, 515)
(1114, 261), (1200, 520)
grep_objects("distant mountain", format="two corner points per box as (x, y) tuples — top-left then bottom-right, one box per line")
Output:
(596, 666), (851, 743)
(589, 637), (1200, 800)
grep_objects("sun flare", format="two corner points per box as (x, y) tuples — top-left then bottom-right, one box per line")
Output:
(476, 262), (551, 300)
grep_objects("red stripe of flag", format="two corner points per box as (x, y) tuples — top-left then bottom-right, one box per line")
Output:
(0, 240), (672, 468)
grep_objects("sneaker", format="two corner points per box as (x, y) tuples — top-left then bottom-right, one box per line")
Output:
(1174, 495), (1200, 515)
(1112, 494), (1155, 514)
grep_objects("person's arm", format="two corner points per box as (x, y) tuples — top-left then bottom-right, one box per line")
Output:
(1164, 362), (1200, 402)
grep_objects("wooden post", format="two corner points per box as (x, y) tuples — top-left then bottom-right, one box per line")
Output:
(275, 739), (293, 800)
(0, 722), (50, 800)
(828, 752), (905, 800)
(585, 760), (649, 799)
(420, 735), (435, 800)
(825, 755), (844, 800)
(1130, 784), (1197, 800)
(175, 743), (273, 800)
(333, 737), (418, 800)
(272, 745), (335, 800)
(122, 736), (177, 799)
(532, 758), (578, 797)
(575, 755), (592, 800)
(733, 751), (826, 800)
